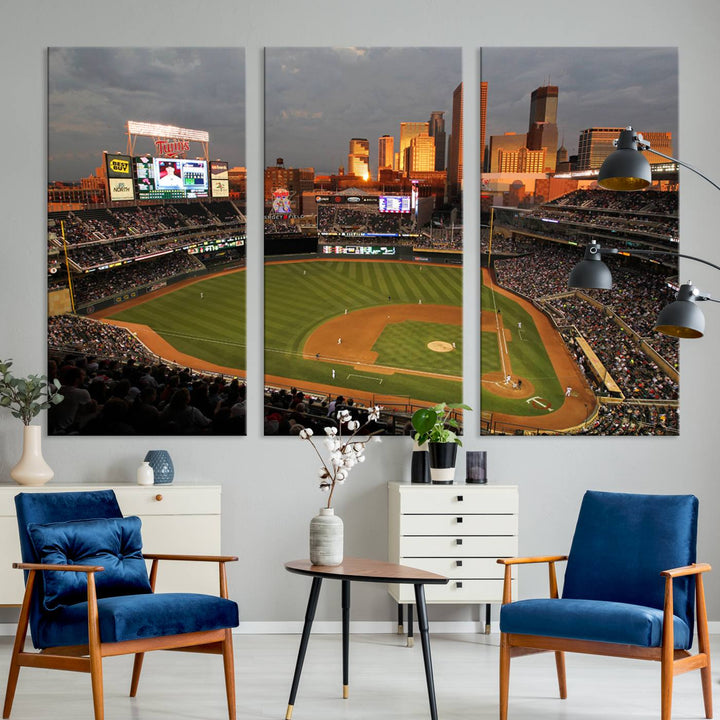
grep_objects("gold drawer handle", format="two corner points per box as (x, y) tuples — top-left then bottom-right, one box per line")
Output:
(155, 494), (163, 502)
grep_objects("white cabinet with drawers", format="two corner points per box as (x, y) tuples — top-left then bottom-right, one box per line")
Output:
(388, 482), (518, 635)
(0, 484), (222, 605)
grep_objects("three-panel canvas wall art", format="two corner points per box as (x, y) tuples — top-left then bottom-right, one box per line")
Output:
(46, 46), (679, 437)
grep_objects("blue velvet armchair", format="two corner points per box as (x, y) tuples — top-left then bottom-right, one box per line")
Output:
(2, 490), (239, 720)
(498, 490), (712, 720)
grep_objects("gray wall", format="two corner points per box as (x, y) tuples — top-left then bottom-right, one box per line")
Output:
(1, 0), (719, 626)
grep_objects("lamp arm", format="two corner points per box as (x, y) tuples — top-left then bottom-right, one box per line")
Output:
(595, 246), (720, 274)
(635, 144), (720, 193)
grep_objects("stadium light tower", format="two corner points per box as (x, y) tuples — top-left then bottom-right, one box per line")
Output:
(568, 126), (720, 338)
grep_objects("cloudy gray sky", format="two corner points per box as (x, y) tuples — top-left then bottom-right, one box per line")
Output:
(482, 47), (678, 156)
(49, 48), (245, 182)
(265, 47), (462, 176)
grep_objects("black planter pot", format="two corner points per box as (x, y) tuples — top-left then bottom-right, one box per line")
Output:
(411, 440), (431, 483)
(428, 442), (458, 484)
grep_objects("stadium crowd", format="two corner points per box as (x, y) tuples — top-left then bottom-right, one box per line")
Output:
(48, 318), (247, 436)
(318, 205), (416, 237)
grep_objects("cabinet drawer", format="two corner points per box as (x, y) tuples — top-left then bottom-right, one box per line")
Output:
(400, 557), (507, 579)
(398, 487), (517, 514)
(401, 513), (517, 536)
(400, 535), (518, 558)
(114, 486), (221, 516)
(390, 578), (513, 604)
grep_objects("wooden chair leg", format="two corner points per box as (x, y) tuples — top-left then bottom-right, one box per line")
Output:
(499, 633), (510, 720)
(130, 653), (144, 697)
(222, 629), (236, 720)
(695, 574), (713, 719)
(554, 651), (567, 699)
(87, 574), (104, 720)
(3, 571), (35, 719)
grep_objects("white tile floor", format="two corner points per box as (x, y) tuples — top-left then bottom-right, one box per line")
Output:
(0, 633), (716, 720)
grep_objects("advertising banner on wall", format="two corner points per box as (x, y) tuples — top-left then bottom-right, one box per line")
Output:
(105, 153), (135, 202)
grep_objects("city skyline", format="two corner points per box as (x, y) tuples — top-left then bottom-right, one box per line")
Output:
(49, 48), (246, 182)
(264, 47), (461, 176)
(482, 47), (678, 157)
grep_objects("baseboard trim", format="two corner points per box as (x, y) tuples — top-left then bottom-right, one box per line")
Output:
(2, 620), (720, 636)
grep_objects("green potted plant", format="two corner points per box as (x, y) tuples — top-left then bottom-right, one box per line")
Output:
(0, 359), (63, 485)
(411, 402), (471, 484)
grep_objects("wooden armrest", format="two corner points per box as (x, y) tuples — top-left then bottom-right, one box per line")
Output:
(661, 562), (711, 578)
(13, 562), (104, 573)
(498, 555), (568, 566)
(142, 553), (239, 563)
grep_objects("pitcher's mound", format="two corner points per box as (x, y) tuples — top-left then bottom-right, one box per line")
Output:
(428, 341), (454, 353)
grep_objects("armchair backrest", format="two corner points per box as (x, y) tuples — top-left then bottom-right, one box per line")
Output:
(562, 490), (698, 633)
(15, 490), (124, 647)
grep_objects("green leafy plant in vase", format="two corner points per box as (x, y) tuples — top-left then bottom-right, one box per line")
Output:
(0, 359), (63, 485)
(411, 402), (471, 484)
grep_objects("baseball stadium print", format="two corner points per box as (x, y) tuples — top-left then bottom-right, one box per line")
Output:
(47, 48), (247, 435)
(263, 47), (463, 436)
(480, 47), (679, 436)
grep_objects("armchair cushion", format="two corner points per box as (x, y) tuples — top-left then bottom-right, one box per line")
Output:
(35, 593), (239, 648)
(28, 516), (152, 611)
(500, 598), (691, 649)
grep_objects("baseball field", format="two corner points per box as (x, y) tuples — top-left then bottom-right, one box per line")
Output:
(97, 259), (463, 405)
(481, 267), (596, 433)
(264, 259), (462, 404)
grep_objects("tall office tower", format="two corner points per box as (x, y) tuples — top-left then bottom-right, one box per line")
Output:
(447, 82), (463, 202)
(408, 133), (436, 173)
(347, 138), (370, 179)
(526, 85), (559, 173)
(399, 121), (429, 172)
(378, 134), (394, 172)
(577, 128), (674, 171)
(480, 81), (488, 171)
(428, 111), (446, 171)
(497, 147), (546, 173)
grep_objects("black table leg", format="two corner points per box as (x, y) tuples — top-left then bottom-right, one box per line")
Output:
(342, 579), (350, 699)
(407, 602), (414, 647)
(414, 583), (439, 720)
(286, 577), (323, 720)
(485, 603), (491, 634)
(397, 602), (404, 634)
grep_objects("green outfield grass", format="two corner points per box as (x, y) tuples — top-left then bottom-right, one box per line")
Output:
(373, 321), (461, 375)
(106, 271), (246, 369)
(265, 259), (462, 402)
(481, 281), (564, 414)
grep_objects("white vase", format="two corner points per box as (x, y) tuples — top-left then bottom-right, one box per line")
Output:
(10, 425), (54, 486)
(136, 461), (154, 485)
(309, 507), (343, 566)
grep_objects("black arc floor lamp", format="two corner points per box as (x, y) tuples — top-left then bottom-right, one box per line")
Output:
(568, 126), (720, 338)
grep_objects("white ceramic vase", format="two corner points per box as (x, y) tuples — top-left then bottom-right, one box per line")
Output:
(136, 461), (154, 485)
(10, 425), (54, 486)
(309, 507), (343, 566)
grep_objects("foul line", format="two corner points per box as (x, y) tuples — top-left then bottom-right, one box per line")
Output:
(346, 373), (383, 385)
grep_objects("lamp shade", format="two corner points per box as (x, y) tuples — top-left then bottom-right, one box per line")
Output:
(597, 128), (652, 191)
(654, 284), (706, 338)
(568, 255), (613, 290)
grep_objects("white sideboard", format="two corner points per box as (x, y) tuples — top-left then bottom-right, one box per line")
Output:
(0, 484), (222, 605)
(388, 482), (518, 635)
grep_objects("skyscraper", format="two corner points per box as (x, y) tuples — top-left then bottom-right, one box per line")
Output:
(577, 128), (673, 171)
(347, 138), (370, 179)
(526, 85), (558, 173)
(408, 133), (436, 173)
(378, 135), (394, 172)
(428, 111), (446, 171)
(399, 121), (429, 172)
(447, 82), (463, 202)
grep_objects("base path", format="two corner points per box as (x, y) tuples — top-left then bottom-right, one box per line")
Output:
(482, 267), (596, 433)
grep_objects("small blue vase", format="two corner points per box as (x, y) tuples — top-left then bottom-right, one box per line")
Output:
(144, 450), (174, 485)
